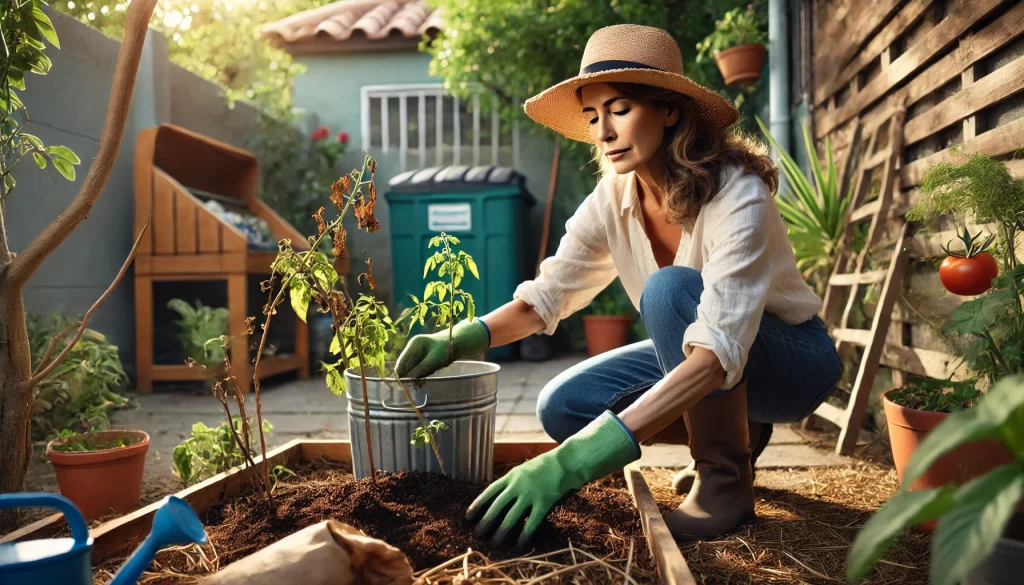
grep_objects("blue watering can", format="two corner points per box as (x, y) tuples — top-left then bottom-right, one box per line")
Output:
(0, 492), (208, 585)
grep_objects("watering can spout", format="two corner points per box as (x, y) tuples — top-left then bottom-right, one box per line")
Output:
(109, 496), (208, 585)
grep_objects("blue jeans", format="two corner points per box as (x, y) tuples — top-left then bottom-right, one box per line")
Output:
(537, 267), (843, 442)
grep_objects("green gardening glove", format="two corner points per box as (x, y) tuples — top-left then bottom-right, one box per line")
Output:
(395, 319), (491, 379)
(466, 410), (641, 548)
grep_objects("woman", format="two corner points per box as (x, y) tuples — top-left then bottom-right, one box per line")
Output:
(396, 24), (842, 547)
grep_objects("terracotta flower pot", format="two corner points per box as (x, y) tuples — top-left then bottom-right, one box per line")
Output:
(583, 315), (632, 357)
(714, 43), (766, 87)
(46, 429), (150, 521)
(883, 391), (1016, 531)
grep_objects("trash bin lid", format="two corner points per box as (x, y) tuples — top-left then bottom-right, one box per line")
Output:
(387, 165), (527, 194)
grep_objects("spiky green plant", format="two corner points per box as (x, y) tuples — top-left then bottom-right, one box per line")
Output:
(756, 116), (851, 295)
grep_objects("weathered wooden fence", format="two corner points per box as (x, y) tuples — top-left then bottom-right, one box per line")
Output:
(808, 0), (1024, 443)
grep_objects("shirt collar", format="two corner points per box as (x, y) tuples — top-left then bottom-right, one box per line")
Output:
(619, 172), (639, 216)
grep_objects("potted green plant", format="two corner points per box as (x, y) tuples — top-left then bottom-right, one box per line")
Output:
(881, 154), (1024, 499)
(846, 374), (1024, 585)
(45, 428), (150, 521)
(696, 4), (768, 87)
(583, 278), (634, 356)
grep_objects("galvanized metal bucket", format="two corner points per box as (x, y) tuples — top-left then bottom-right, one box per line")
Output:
(345, 360), (499, 481)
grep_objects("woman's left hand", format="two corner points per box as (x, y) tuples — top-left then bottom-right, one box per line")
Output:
(465, 411), (641, 547)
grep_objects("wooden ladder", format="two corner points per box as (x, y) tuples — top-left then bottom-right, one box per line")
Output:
(810, 106), (911, 455)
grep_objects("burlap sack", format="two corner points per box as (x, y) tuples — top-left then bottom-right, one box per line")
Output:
(199, 520), (414, 585)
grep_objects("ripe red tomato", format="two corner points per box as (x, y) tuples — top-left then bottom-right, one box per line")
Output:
(939, 252), (999, 296)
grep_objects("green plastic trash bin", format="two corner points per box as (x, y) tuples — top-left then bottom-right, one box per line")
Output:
(385, 165), (535, 361)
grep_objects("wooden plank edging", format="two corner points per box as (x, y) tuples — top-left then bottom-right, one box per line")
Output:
(624, 463), (696, 585)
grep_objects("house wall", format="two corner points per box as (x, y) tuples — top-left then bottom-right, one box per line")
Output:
(5, 7), (262, 376)
(292, 50), (578, 310)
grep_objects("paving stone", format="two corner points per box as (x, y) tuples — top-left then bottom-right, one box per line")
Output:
(494, 414), (511, 433)
(512, 397), (537, 415)
(502, 414), (544, 434)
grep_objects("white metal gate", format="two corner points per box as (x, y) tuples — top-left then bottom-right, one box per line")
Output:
(360, 83), (521, 172)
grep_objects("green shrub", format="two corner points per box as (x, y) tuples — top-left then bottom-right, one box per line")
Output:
(167, 298), (230, 371)
(27, 312), (129, 441)
(173, 419), (273, 486)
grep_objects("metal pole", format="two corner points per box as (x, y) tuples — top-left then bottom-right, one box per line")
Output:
(769, 0), (791, 161)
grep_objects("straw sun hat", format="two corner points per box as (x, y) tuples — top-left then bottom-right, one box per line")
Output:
(524, 24), (740, 144)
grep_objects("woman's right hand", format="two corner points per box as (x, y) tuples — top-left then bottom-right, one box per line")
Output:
(395, 319), (491, 379)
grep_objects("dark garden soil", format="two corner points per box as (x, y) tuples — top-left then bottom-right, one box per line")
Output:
(95, 458), (658, 583)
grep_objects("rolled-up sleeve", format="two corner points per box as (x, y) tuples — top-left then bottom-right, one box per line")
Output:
(513, 184), (617, 335)
(682, 175), (773, 389)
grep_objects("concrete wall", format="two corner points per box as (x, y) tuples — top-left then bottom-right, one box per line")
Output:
(292, 50), (582, 309)
(5, 8), (262, 375)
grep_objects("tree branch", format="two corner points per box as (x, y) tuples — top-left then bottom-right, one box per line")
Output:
(21, 219), (149, 390)
(32, 320), (81, 377)
(6, 0), (158, 290)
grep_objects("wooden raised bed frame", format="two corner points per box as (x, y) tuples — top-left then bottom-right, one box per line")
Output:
(2, 440), (695, 584)
(133, 123), (312, 394)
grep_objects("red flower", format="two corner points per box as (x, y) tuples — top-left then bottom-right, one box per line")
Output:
(311, 126), (329, 141)
(337, 130), (350, 144)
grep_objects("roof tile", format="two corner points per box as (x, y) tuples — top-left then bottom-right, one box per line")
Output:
(262, 0), (443, 46)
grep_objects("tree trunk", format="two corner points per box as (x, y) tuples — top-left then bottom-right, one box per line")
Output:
(0, 290), (35, 532)
(0, 0), (157, 533)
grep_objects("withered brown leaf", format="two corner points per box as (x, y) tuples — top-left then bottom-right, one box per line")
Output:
(333, 224), (347, 258)
(330, 178), (346, 212)
(314, 206), (327, 235)
(358, 258), (376, 290)
(354, 182), (379, 232)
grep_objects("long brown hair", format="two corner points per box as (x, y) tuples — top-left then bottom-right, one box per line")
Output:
(588, 82), (778, 223)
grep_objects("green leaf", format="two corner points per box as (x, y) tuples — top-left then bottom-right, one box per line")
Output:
(21, 133), (43, 149)
(467, 296), (475, 322)
(32, 4), (60, 48)
(329, 333), (341, 355)
(846, 486), (958, 583)
(943, 296), (1001, 336)
(930, 464), (1024, 585)
(52, 157), (75, 181)
(46, 145), (80, 164)
(902, 375), (1024, 488)
(32, 152), (46, 169)
(463, 255), (479, 279)
(289, 280), (311, 322)
(325, 364), (346, 396)
(173, 443), (193, 484)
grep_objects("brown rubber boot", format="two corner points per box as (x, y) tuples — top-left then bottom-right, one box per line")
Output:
(641, 416), (689, 446)
(671, 421), (773, 494)
(664, 383), (755, 541)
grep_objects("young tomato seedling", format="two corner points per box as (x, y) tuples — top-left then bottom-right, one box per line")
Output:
(409, 232), (481, 362)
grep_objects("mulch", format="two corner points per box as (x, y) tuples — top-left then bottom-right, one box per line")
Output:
(95, 459), (659, 584)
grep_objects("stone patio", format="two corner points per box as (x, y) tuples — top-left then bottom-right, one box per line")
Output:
(106, 353), (849, 484)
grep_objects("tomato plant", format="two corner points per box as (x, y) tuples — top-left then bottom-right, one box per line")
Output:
(939, 227), (999, 296)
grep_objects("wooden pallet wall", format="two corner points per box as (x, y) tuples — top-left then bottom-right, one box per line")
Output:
(811, 0), (1024, 394)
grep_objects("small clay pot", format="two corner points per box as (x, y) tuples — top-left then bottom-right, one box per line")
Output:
(882, 391), (1015, 532)
(583, 315), (632, 357)
(714, 44), (767, 87)
(46, 429), (150, 521)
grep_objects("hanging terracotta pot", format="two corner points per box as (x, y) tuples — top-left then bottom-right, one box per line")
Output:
(46, 430), (150, 521)
(883, 392), (1016, 532)
(714, 43), (766, 87)
(583, 316), (632, 356)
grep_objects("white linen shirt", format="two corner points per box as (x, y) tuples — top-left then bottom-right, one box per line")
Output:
(513, 165), (823, 389)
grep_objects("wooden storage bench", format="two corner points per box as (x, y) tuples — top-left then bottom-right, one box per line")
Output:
(133, 124), (310, 394)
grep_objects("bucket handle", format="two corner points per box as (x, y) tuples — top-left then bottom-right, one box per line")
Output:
(0, 493), (90, 546)
(381, 383), (429, 411)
